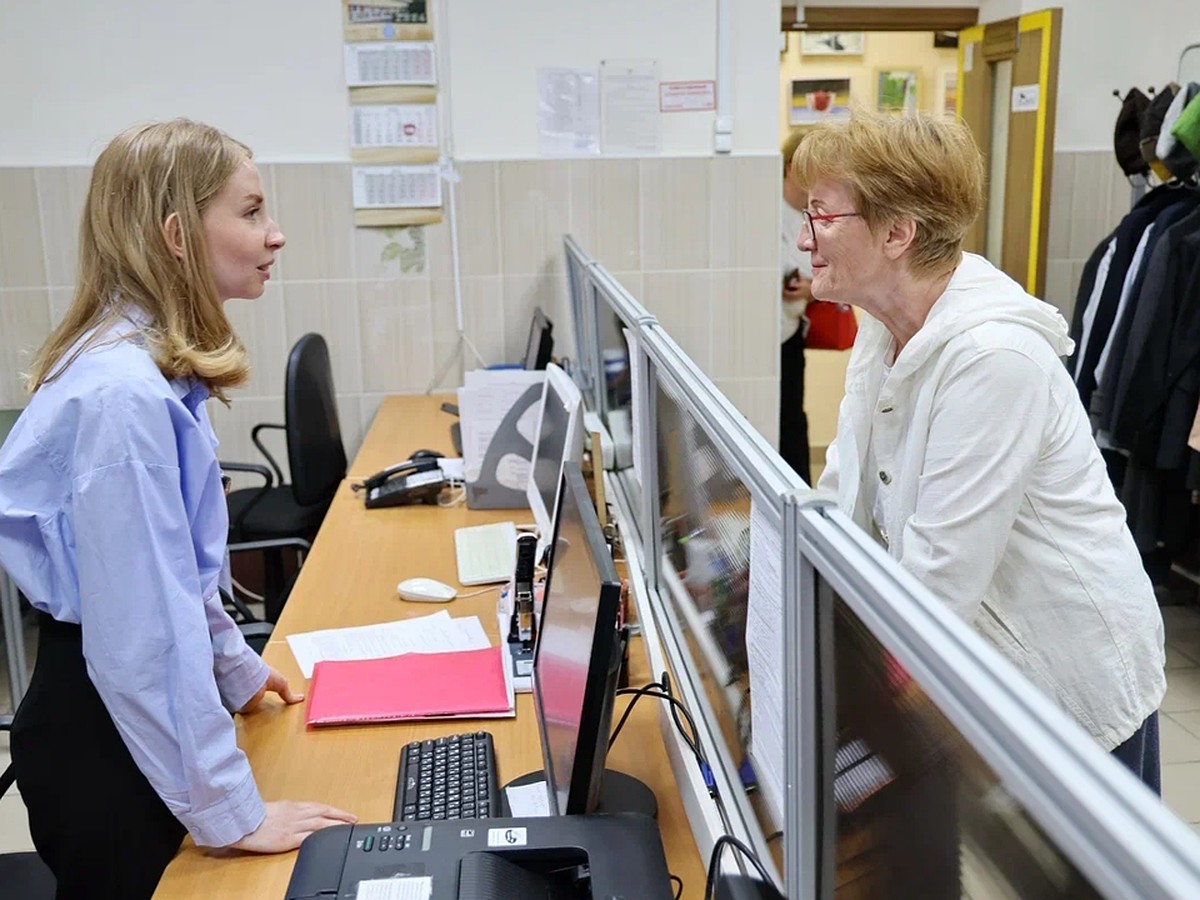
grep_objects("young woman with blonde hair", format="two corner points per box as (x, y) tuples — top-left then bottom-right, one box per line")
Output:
(0, 119), (355, 899)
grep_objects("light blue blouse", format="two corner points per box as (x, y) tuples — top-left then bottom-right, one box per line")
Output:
(0, 313), (268, 847)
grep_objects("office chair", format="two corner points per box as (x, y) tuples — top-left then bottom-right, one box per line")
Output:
(0, 719), (56, 898)
(224, 333), (347, 621)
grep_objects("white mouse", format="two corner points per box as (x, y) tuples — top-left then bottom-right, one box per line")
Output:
(397, 577), (458, 603)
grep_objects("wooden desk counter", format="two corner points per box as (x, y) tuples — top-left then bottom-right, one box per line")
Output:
(155, 395), (704, 899)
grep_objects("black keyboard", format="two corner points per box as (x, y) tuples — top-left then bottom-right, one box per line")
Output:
(393, 731), (500, 822)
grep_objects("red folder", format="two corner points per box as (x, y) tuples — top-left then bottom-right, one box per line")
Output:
(306, 646), (511, 726)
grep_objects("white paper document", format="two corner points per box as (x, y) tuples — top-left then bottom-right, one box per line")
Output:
(457, 369), (545, 484)
(536, 67), (600, 156)
(600, 59), (661, 154)
(505, 780), (553, 817)
(345, 41), (436, 86)
(745, 500), (786, 820)
(356, 876), (432, 900)
(352, 165), (442, 208)
(351, 104), (438, 148)
(287, 610), (489, 678)
(624, 328), (644, 489)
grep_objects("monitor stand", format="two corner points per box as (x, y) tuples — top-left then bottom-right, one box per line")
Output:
(501, 770), (658, 819)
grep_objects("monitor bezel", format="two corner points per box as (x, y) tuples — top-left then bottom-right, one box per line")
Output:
(525, 363), (583, 544)
(523, 306), (554, 371)
(531, 460), (623, 816)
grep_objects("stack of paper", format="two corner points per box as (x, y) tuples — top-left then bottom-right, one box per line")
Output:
(286, 610), (487, 678)
(457, 369), (545, 485)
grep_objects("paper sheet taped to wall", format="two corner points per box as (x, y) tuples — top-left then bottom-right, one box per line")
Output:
(352, 164), (441, 208)
(345, 41), (436, 86)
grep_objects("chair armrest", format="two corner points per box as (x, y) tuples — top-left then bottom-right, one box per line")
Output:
(237, 622), (274, 641)
(251, 423), (287, 486)
(228, 537), (311, 555)
(220, 461), (274, 535)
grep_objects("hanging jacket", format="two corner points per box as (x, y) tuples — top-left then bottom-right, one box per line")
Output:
(819, 253), (1165, 750)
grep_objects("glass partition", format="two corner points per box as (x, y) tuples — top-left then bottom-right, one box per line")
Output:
(802, 506), (1200, 900)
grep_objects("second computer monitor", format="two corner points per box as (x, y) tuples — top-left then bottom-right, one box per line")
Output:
(533, 462), (627, 815)
(524, 307), (554, 371)
(527, 363), (583, 545)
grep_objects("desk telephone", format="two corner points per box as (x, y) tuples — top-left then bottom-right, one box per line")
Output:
(356, 450), (449, 509)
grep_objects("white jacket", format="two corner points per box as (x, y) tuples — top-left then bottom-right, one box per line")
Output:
(819, 253), (1165, 750)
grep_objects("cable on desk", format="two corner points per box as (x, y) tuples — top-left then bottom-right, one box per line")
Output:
(670, 873), (684, 899)
(456, 585), (502, 600)
(704, 834), (778, 900)
(609, 681), (710, 796)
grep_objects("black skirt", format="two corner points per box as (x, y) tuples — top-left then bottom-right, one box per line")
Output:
(11, 613), (187, 900)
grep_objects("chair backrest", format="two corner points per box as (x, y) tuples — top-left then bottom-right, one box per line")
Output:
(285, 334), (348, 507)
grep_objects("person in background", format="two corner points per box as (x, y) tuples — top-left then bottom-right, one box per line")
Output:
(779, 127), (815, 484)
(797, 110), (1165, 788)
(0, 119), (356, 900)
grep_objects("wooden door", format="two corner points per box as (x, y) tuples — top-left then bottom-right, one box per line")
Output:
(958, 9), (1061, 296)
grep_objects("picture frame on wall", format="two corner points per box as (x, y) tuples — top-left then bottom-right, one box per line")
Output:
(936, 67), (959, 118)
(876, 69), (919, 115)
(800, 31), (864, 56)
(790, 78), (852, 125)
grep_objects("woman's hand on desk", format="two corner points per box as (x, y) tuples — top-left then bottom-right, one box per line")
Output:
(238, 666), (304, 715)
(230, 801), (358, 853)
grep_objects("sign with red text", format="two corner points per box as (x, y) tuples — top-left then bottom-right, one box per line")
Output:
(659, 80), (716, 112)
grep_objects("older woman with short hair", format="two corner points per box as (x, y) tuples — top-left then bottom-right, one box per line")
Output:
(797, 111), (1165, 788)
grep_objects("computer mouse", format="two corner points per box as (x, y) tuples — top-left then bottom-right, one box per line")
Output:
(410, 448), (444, 460)
(397, 577), (458, 603)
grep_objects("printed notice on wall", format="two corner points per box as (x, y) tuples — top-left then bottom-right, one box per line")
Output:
(1011, 83), (1040, 113)
(745, 499), (786, 822)
(659, 80), (715, 112)
(351, 104), (437, 148)
(536, 68), (600, 156)
(352, 165), (441, 208)
(345, 41), (436, 86)
(600, 59), (661, 155)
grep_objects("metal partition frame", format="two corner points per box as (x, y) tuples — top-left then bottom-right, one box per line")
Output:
(799, 504), (1200, 900)
(561, 233), (1200, 899)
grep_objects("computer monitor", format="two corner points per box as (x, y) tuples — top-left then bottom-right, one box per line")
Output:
(523, 307), (554, 371)
(527, 461), (655, 817)
(526, 363), (583, 545)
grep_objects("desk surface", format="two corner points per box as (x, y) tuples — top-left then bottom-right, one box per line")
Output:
(155, 395), (705, 899)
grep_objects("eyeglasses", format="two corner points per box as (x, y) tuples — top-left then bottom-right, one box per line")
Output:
(800, 209), (860, 253)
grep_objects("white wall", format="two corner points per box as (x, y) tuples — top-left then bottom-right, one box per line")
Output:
(1035, 0), (1200, 151)
(0, 0), (349, 164)
(0, 0), (779, 166)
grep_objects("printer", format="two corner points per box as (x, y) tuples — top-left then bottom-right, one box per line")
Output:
(284, 813), (675, 900)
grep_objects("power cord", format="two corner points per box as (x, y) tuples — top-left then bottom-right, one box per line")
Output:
(609, 674), (712, 796)
(670, 873), (684, 899)
(704, 834), (778, 900)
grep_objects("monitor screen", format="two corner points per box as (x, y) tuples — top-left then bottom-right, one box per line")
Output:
(532, 461), (622, 815)
(523, 307), (554, 371)
(526, 364), (582, 544)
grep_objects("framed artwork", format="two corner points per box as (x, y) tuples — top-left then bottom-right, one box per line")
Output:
(936, 67), (959, 118)
(800, 31), (864, 56)
(876, 69), (919, 114)
(790, 78), (851, 125)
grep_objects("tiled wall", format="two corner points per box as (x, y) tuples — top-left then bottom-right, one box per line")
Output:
(0, 155), (781, 473)
(1042, 150), (1141, 321)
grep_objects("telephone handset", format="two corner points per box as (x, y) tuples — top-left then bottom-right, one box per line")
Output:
(354, 457), (448, 509)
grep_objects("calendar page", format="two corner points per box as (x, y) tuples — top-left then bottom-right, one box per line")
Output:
(352, 165), (442, 208)
(345, 41), (436, 86)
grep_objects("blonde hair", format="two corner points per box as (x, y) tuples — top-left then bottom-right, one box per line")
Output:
(26, 119), (252, 402)
(791, 110), (984, 276)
